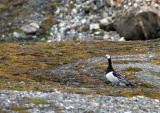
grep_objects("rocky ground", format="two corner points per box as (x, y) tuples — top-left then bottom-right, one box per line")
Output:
(0, 40), (159, 112)
(0, 90), (160, 113)
(0, 0), (160, 112)
(0, 0), (160, 42)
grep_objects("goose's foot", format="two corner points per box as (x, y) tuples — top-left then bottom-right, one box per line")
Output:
(110, 83), (119, 87)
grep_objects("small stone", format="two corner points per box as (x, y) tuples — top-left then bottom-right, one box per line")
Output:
(154, 99), (159, 102)
(102, 12), (108, 18)
(32, 36), (37, 38)
(99, 18), (109, 25)
(134, 3), (138, 8)
(154, 3), (159, 8)
(70, 1), (73, 4)
(94, 31), (101, 35)
(124, 5), (128, 9)
(41, 38), (45, 41)
(75, 4), (81, 9)
(71, 8), (77, 15)
(89, 23), (100, 30)
(50, 32), (53, 36)
(1, 35), (5, 38)
(30, 23), (39, 29)
(118, 37), (125, 41)
(124, 111), (132, 113)
(55, 8), (60, 14)
(81, 19), (87, 24)
(55, 19), (62, 23)
(91, 4), (97, 11)
(59, 22), (66, 28)
(103, 34), (109, 40)
(128, 2), (132, 6)
(13, 32), (20, 38)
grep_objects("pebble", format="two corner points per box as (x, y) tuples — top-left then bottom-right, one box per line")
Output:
(99, 18), (109, 25)
(118, 37), (125, 41)
(55, 8), (60, 14)
(89, 23), (100, 30)
(13, 32), (21, 38)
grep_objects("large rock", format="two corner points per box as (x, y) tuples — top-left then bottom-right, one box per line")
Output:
(112, 10), (160, 40)
(21, 23), (40, 34)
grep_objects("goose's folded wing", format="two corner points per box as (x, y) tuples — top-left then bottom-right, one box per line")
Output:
(113, 71), (130, 84)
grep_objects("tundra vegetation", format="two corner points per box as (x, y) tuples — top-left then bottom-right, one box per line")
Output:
(0, 40), (160, 99)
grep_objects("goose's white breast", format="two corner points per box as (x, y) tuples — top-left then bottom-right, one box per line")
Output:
(106, 71), (119, 84)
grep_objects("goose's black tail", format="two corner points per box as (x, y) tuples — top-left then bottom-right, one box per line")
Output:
(126, 82), (134, 87)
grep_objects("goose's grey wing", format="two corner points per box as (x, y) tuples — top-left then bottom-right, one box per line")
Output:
(113, 71), (131, 86)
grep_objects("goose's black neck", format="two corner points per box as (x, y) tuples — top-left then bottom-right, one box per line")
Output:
(106, 58), (113, 73)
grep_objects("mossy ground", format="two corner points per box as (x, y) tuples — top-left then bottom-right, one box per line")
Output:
(9, 104), (32, 112)
(0, 40), (160, 99)
(27, 98), (51, 104)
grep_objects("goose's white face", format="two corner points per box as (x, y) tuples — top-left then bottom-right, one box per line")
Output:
(105, 54), (111, 59)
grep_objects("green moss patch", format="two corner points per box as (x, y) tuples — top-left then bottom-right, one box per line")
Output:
(9, 104), (32, 111)
(141, 82), (153, 88)
(28, 98), (51, 104)
(10, 87), (23, 91)
(124, 67), (142, 72)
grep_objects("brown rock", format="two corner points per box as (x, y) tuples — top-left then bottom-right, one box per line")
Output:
(113, 10), (160, 40)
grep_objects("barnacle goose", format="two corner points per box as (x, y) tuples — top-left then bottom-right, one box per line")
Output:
(105, 54), (133, 86)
